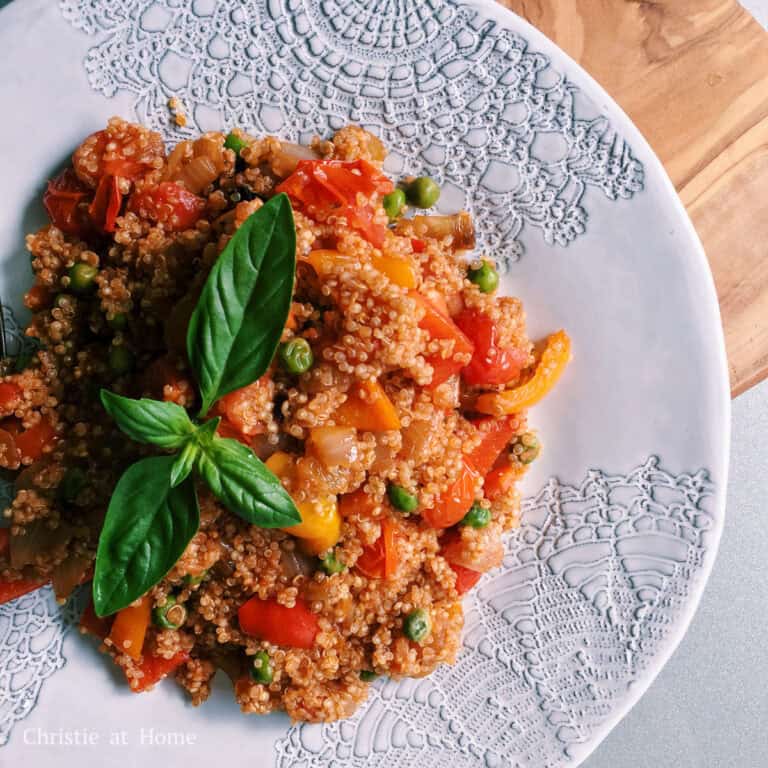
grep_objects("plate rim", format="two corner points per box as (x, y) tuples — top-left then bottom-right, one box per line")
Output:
(466, 1), (732, 762)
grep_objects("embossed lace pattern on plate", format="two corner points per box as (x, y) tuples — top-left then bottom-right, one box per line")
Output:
(275, 458), (714, 767)
(58, 0), (643, 267)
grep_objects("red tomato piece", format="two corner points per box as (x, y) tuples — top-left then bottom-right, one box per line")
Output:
(0, 382), (21, 412)
(467, 416), (518, 476)
(411, 238), (426, 253)
(238, 597), (319, 649)
(43, 168), (91, 236)
(80, 599), (113, 640)
(0, 577), (48, 604)
(454, 309), (528, 387)
(25, 283), (51, 311)
(450, 563), (482, 595)
(15, 419), (57, 462)
(411, 292), (474, 387)
(88, 174), (122, 233)
(355, 519), (400, 580)
(129, 650), (190, 693)
(128, 182), (205, 232)
(213, 378), (273, 437)
(484, 462), (518, 501)
(422, 459), (480, 529)
(276, 159), (393, 248)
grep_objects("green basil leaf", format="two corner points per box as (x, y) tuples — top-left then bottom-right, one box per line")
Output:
(101, 389), (195, 449)
(170, 441), (199, 489)
(195, 435), (300, 527)
(187, 193), (296, 416)
(93, 455), (199, 616)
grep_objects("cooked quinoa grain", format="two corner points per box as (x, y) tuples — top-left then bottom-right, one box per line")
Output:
(0, 118), (554, 723)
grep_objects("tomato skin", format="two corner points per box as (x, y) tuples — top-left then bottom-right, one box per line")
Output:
(355, 519), (400, 579)
(450, 563), (482, 595)
(0, 382), (22, 412)
(483, 462), (518, 501)
(422, 459), (480, 529)
(276, 159), (393, 247)
(467, 416), (517, 476)
(15, 419), (57, 462)
(80, 599), (113, 640)
(43, 168), (90, 236)
(89, 174), (122, 233)
(212, 378), (273, 437)
(454, 309), (528, 387)
(0, 577), (48, 604)
(128, 182), (205, 232)
(129, 650), (190, 692)
(411, 292), (474, 387)
(238, 597), (319, 649)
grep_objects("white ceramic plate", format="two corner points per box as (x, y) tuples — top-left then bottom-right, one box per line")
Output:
(0, 1), (730, 766)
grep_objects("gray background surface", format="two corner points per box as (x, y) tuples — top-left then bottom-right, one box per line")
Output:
(0, 0), (764, 765)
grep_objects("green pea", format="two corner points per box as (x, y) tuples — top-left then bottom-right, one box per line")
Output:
(387, 483), (418, 514)
(467, 261), (499, 294)
(278, 338), (313, 374)
(108, 312), (128, 331)
(405, 177), (440, 209)
(68, 263), (98, 294)
(152, 595), (187, 630)
(403, 608), (431, 643)
(59, 467), (87, 503)
(359, 670), (377, 682)
(382, 188), (406, 220)
(461, 503), (491, 529)
(224, 131), (248, 155)
(183, 570), (208, 586)
(320, 550), (346, 575)
(108, 345), (134, 375)
(512, 432), (540, 465)
(249, 650), (273, 685)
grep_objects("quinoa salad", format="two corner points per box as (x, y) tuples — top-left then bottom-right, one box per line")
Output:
(0, 118), (570, 722)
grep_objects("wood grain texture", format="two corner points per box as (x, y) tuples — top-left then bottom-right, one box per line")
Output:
(501, 0), (768, 395)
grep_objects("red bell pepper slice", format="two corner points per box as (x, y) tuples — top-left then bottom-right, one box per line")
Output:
(238, 597), (319, 649)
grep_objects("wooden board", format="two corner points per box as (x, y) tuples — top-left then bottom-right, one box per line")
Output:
(501, 0), (768, 396)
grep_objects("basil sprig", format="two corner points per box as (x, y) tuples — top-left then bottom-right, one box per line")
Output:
(93, 195), (301, 617)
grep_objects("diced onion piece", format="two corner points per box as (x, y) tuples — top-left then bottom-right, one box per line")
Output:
(408, 211), (475, 250)
(175, 156), (219, 194)
(271, 142), (320, 178)
(306, 426), (358, 468)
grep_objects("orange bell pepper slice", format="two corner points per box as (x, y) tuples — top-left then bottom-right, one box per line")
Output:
(475, 330), (571, 415)
(108, 595), (151, 660)
(302, 249), (416, 289)
(335, 380), (400, 431)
